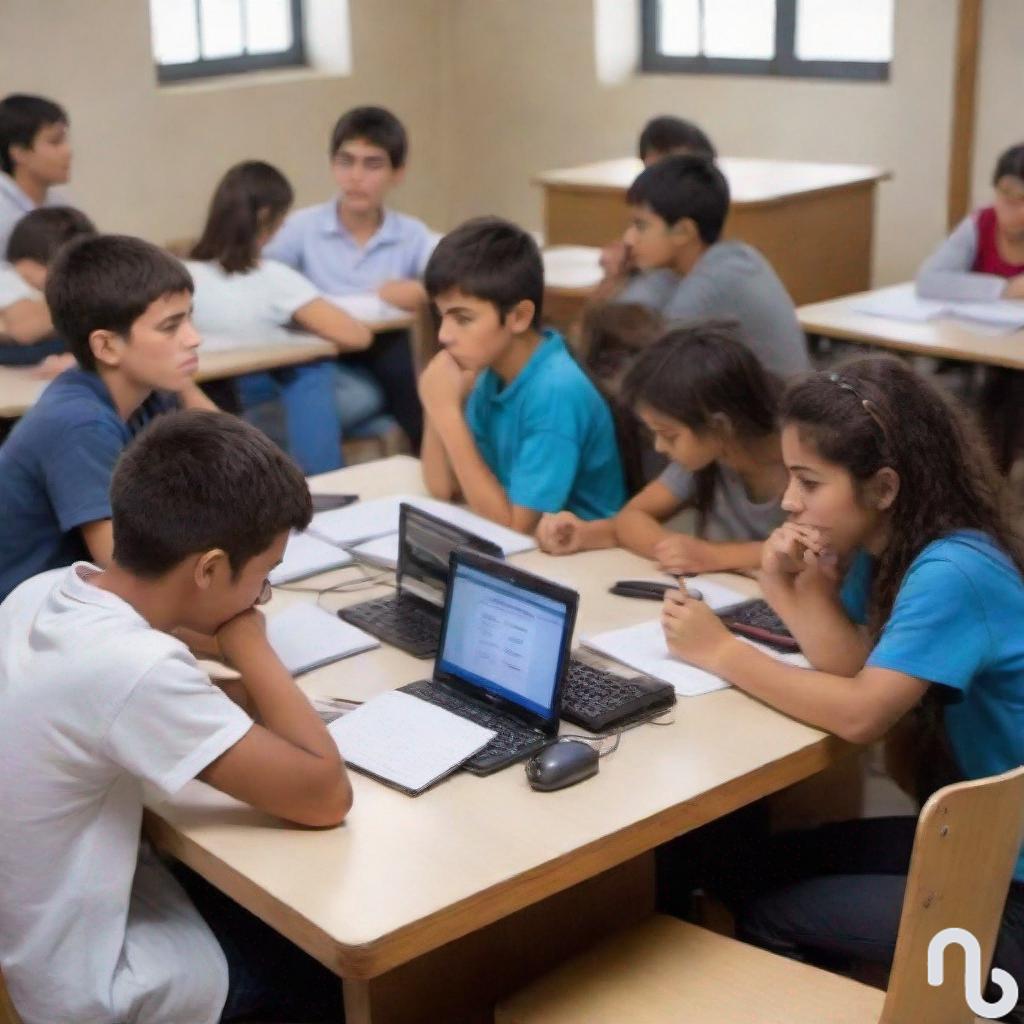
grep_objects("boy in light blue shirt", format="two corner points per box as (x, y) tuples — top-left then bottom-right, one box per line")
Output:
(419, 217), (625, 534)
(265, 106), (436, 448)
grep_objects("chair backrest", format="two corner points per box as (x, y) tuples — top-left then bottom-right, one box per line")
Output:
(0, 967), (22, 1024)
(881, 764), (1024, 1024)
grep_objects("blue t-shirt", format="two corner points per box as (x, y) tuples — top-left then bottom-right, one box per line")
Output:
(464, 330), (626, 520)
(0, 370), (176, 601)
(841, 531), (1024, 878)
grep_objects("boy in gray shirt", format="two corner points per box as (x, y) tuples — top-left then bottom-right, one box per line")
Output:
(608, 154), (809, 380)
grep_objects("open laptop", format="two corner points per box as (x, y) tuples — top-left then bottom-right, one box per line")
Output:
(339, 503), (503, 658)
(400, 549), (576, 775)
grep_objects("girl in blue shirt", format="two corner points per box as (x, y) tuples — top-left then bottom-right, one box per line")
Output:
(661, 356), (1024, 1017)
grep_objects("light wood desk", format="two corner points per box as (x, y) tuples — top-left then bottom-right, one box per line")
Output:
(535, 157), (889, 306)
(145, 456), (851, 1023)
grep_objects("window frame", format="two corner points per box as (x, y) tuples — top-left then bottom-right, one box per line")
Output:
(154, 0), (307, 84)
(639, 0), (891, 82)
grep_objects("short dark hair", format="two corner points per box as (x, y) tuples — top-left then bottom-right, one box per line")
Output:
(191, 160), (293, 273)
(6, 206), (96, 264)
(638, 116), (717, 162)
(45, 234), (193, 372)
(424, 217), (544, 328)
(993, 143), (1024, 186)
(111, 410), (312, 579)
(0, 94), (67, 176)
(626, 154), (730, 244)
(329, 106), (407, 168)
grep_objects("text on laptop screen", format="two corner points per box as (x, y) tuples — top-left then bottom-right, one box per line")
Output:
(402, 511), (475, 607)
(437, 563), (566, 719)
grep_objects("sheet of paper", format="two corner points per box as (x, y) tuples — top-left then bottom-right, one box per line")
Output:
(326, 292), (409, 325)
(632, 574), (747, 612)
(350, 533), (400, 569)
(409, 497), (536, 556)
(542, 245), (604, 289)
(267, 603), (379, 675)
(944, 299), (1024, 330)
(851, 284), (944, 323)
(328, 690), (496, 794)
(582, 619), (809, 697)
(269, 530), (354, 585)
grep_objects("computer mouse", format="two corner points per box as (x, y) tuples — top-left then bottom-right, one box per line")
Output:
(525, 740), (600, 792)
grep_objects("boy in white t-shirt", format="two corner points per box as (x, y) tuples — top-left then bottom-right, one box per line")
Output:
(0, 410), (352, 1024)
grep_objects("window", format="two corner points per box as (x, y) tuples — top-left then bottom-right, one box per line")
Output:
(149, 0), (306, 83)
(641, 0), (893, 81)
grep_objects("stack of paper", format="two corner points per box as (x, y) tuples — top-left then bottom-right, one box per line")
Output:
(326, 292), (410, 325)
(328, 690), (496, 795)
(852, 284), (1024, 332)
(582, 620), (809, 698)
(267, 603), (379, 675)
(269, 530), (354, 585)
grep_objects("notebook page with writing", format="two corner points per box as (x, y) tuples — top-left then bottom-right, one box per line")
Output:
(328, 690), (496, 795)
(267, 603), (379, 675)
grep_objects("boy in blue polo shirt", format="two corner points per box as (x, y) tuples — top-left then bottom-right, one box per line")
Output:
(419, 217), (625, 533)
(265, 105), (435, 448)
(0, 233), (214, 601)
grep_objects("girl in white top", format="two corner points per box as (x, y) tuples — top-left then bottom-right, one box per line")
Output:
(187, 160), (372, 473)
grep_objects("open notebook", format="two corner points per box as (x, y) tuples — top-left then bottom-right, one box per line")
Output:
(328, 691), (495, 795)
(267, 603), (379, 675)
(852, 283), (1024, 332)
(269, 530), (353, 585)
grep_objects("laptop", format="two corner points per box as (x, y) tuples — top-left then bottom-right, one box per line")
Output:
(339, 503), (503, 658)
(400, 549), (576, 775)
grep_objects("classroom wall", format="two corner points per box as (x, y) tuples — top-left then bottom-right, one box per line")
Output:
(0, 0), (451, 245)
(443, 0), (958, 287)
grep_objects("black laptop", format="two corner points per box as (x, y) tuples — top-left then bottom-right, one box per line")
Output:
(339, 503), (503, 657)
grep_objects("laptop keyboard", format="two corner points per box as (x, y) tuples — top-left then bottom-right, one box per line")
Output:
(561, 659), (676, 732)
(339, 593), (440, 657)
(399, 679), (547, 774)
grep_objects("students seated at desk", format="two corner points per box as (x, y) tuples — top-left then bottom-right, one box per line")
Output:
(600, 154), (810, 380)
(917, 142), (1024, 302)
(265, 105), (437, 449)
(538, 320), (785, 574)
(419, 216), (626, 534)
(659, 357), (1024, 1013)
(0, 93), (74, 259)
(601, 115), (717, 280)
(187, 160), (373, 474)
(0, 410), (351, 1024)
(0, 234), (214, 602)
(0, 205), (95, 370)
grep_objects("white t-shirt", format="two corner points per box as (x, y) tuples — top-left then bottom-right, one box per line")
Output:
(186, 257), (321, 352)
(0, 564), (253, 1024)
(0, 262), (36, 310)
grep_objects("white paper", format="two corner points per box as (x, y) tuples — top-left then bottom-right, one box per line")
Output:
(267, 603), (379, 675)
(629, 575), (747, 612)
(542, 245), (604, 289)
(269, 530), (354, 584)
(410, 497), (536, 556)
(852, 283), (1024, 331)
(328, 690), (496, 793)
(326, 292), (409, 325)
(350, 533), (400, 569)
(582, 619), (809, 697)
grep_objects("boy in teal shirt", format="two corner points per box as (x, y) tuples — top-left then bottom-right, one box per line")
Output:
(419, 217), (625, 533)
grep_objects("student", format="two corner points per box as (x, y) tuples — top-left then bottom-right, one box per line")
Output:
(0, 93), (73, 258)
(601, 115), (717, 279)
(0, 409), (351, 1024)
(537, 320), (786, 574)
(265, 105), (437, 448)
(419, 216), (626, 533)
(917, 142), (1024, 301)
(187, 160), (374, 474)
(0, 205), (95, 369)
(0, 233), (214, 602)
(604, 154), (810, 380)
(659, 356), (1024, 1014)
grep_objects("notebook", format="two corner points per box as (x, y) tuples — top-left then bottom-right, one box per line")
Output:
(327, 690), (496, 795)
(852, 283), (1024, 332)
(267, 603), (379, 675)
(269, 530), (354, 585)
(582, 619), (809, 698)
(326, 292), (410, 325)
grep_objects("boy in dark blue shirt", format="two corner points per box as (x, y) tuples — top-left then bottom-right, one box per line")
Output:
(0, 233), (214, 600)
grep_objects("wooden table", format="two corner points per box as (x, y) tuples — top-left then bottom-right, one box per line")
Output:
(535, 157), (889, 306)
(145, 456), (851, 1023)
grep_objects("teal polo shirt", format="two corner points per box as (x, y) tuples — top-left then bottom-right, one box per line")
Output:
(464, 330), (625, 519)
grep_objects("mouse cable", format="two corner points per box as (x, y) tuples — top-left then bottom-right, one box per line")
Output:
(544, 705), (676, 760)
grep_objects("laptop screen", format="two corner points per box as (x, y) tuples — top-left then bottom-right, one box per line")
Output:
(398, 505), (501, 608)
(436, 560), (569, 721)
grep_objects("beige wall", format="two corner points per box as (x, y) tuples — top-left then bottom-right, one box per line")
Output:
(0, 0), (450, 244)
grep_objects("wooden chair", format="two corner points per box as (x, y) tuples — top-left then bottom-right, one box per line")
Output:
(497, 766), (1024, 1024)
